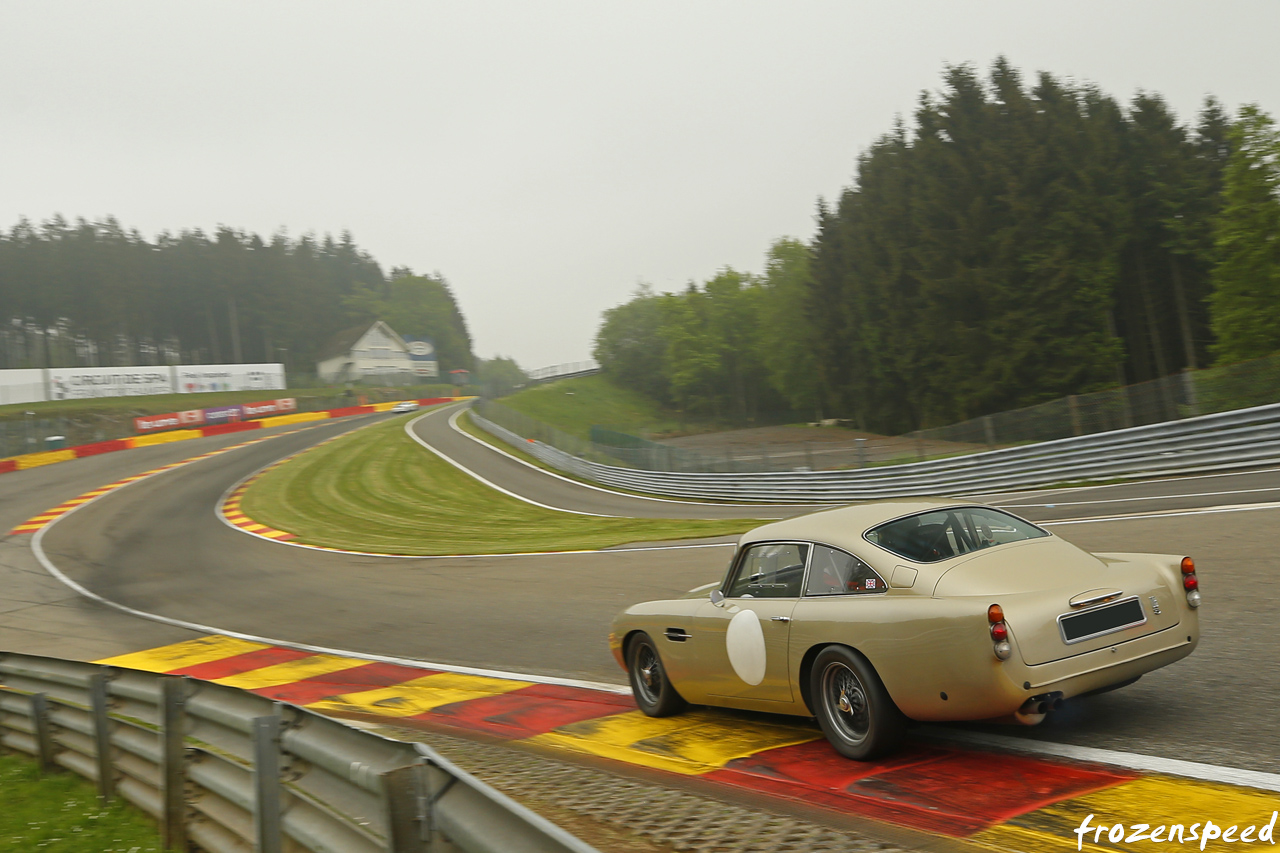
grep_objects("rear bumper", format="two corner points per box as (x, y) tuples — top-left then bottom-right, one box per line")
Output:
(995, 621), (1198, 715)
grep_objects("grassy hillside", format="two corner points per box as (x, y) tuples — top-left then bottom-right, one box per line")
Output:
(499, 375), (709, 440)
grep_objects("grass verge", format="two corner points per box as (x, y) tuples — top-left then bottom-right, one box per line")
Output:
(0, 750), (167, 852)
(500, 375), (703, 439)
(240, 416), (760, 555)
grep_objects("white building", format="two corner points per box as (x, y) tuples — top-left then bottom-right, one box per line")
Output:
(316, 321), (415, 384)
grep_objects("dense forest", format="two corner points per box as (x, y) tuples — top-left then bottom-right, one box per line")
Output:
(0, 219), (475, 377)
(594, 60), (1280, 433)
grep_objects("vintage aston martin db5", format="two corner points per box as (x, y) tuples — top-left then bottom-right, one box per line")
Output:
(609, 500), (1201, 759)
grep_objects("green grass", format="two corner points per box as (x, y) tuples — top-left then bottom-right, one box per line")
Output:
(0, 751), (167, 852)
(240, 415), (759, 555)
(500, 375), (704, 440)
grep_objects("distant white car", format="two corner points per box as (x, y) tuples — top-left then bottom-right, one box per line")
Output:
(391, 401), (420, 413)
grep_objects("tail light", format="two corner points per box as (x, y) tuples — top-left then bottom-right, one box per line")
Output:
(1180, 556), (1201, 608)
(989, 603), (1012, 660)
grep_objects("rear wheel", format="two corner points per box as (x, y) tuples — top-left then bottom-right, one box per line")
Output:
(811, 645), (904, 760)
(627, 633), (687, 717)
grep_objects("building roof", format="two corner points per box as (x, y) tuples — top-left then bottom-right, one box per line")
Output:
(315, 321), (405, 362)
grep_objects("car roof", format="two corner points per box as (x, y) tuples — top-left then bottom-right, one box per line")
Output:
(740, 499), (984, 553)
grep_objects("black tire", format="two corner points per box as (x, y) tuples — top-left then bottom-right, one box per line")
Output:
(810, 645), (905, 760)
(626, 633), (687, 717)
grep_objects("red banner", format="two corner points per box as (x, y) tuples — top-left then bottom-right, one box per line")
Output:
(133, 409), (205, 433)
(240, 398), (297, 418)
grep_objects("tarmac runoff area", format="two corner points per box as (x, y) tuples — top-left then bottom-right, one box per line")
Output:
(2, 406), (1280, 851)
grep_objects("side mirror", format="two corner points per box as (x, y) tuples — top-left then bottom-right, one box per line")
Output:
(709, 589), (725, 606)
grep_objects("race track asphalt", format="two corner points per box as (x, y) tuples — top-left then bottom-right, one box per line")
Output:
(5, 404), (1280, 774)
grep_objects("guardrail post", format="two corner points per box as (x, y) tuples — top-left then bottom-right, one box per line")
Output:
(160, 676), (188, 852)
(253, 715), (283, 853)
(30, 692), (55, 772)
(1183, 368), (1200, 417)
(88, 672), (114, 802)
(383, 764), (431, 853)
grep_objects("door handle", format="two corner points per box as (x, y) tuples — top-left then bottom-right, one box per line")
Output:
(770, 616), (792, 622)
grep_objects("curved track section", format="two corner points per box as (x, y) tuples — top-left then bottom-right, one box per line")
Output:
(410, 403), (812, 518)
(9, 409), (1280, 773)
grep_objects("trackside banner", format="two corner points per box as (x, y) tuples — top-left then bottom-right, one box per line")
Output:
(176, 364), (285, 394)
(240, 398), (296, 418)
(133, 398), (297, 433)
(2, 363), (286, 403)
(49, 367), (174, 400)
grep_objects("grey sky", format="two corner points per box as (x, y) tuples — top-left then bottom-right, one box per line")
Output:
(3, 2), (1277, 370)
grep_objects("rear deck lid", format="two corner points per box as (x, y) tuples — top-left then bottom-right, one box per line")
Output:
(933, 538), (1180, 665)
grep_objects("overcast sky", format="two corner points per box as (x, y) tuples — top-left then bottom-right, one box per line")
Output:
(3, 2), (1278, 369)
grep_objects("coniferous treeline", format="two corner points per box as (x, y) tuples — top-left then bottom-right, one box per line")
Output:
(594, 60), (1280, 433)
(0, 217), (475, 376)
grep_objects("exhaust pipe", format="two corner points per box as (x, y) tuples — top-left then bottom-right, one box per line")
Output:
(1014, 692), (1064, 725)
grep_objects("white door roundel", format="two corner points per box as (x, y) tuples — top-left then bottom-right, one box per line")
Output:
(725, 609), (767, 686)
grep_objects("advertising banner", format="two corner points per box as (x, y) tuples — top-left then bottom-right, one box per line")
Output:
(202, 405), (244, 425)
(133, 399), (296, 433)
(239, 398), (297, 418)
(48, 367), (175, 400)
(176, 363), (285, 394)
(404, 338), (440, 378)
(133, 410), (205, 433)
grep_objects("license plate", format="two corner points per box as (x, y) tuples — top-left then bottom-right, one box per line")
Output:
(1058, 597), (1146, 644)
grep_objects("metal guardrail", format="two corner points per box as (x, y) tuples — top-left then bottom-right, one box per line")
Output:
(524, 361), (600, 384)
(0, 651), (597, 853)
(471, 400), (1280, 502)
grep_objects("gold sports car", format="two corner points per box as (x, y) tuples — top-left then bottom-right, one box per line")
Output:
(609, 500), (1202, 759)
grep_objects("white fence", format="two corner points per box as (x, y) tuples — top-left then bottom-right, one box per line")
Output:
(471, 400), (1280, 502)
(0, 363), (287, 403)
(0, 651), (596, 853)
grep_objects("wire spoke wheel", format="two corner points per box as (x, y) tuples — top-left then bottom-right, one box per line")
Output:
(635, 643), (662, 706)
(810, 645), (904, 760)
(627, 633), (687, 717)
(822, 662), (870, 745)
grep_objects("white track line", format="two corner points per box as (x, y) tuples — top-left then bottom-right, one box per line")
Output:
(27, 427), (1280, 787)
(1000, 485), (1280, 509)
(30, 463), (631, 694)
(405, 409), (615, 517)
(1041, 501), (1280, 526)
(974, 465), (1280, 502)
(447, 406), (800, 513)
(924, 729), (1280, 793)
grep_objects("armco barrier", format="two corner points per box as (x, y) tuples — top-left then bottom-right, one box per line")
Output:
(0, 651), (597, 853)
(0, 397), (463, 477)
(471, 400), (1280, 502)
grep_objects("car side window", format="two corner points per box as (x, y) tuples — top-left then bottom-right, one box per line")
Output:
(725, 543), (809, 599)
(804, 544), (885, 596)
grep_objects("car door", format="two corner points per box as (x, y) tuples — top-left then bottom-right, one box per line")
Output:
(692, 541), (808, 703)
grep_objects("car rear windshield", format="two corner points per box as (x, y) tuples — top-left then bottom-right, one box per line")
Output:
(865, 507), (1048, 563)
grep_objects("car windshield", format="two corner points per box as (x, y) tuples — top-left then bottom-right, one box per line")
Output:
(865, 507), (1047, 563)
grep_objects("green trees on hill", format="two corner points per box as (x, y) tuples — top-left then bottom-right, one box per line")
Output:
(593, 239), (815, 422)
(0, 220), (475, 375)
(596, 60), (1280, 434)
(1209, 106), (1280, 364)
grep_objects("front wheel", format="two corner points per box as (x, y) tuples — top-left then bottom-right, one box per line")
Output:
(810, 645), (905, 760)
(627, 633), (687, 717)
